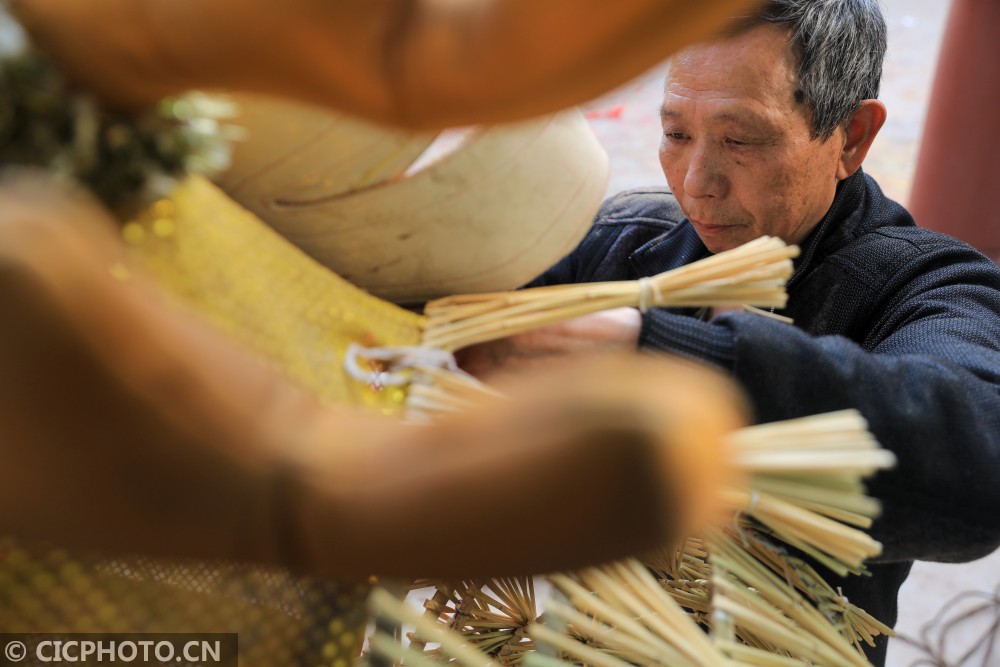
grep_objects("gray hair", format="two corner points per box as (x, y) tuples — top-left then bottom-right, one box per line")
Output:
(738, 0), (887, 140)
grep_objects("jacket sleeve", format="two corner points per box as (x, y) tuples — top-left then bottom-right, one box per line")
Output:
(641, 244), (1000, 564)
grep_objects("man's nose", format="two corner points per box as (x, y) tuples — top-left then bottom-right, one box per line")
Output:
(683, 145), (727, 199)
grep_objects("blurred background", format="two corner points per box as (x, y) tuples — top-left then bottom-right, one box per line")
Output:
(578, 0), (1000, 664)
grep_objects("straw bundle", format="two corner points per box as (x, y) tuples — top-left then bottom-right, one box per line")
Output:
(367, 410), (896, 667)
(723, 410), (896, 577)
(361, 236), (897, 667)
(348, 236), (798, 422)
(421, 236), (798, 351)
(529, 410), (895, 667)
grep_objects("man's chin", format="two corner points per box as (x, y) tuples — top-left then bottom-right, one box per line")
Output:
(692, 228), (753, 254)
(688, 219), (752, 252)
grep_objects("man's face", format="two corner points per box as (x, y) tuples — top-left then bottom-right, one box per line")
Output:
(659, 24), (846, 253)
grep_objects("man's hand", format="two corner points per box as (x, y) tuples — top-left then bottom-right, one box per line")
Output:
(456, 307), (642, 380)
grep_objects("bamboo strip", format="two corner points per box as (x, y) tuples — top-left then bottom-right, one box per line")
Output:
(369, 631), (445, 667)
(395, 400), (891, 667)
(715, 639), (815, 667)
(723, 488), (882, 567)
(731, 426), (879, 445)
(709, 539), (869, 666)
(761, 474), (865, 495)
(464, 629), (520, 642)
(728, 410), (869, 441)
(762, 523), (860, 578)
(421, 236), (797, 350)
(614, 560), (725, 666)
(520, 654), (574, 667)
(370, 588), (499, 667)
(455, 618), (521, 631)
(714, 574), (855, 658)
(713, 578), (808, 643)
(409, 588), (453, 653)
(712, 596), (856, 667)
(425, 297), (627, 349)
(750, 477), (881, 519)
(528, 623), (634, 667)
(743, 305), (795, 324)
(467, 585), (522, 622)
(723, 488), (875, 555)
(491, 577), (536, 620)
(730, 530), (838, 608)
(667, 589), (712, 614)
(787, 499), (874, 529)
(733, 436), (881, 453)
(581, 566), (711, 667)
(548, 573), (663, 651)
(427, 286), (632, 331)
(846, 604), (894, 639)
(544, 599), (690, 667)
(731, 450), (897, 474)
(424, 236), (790, 313)
(640, 241), (791, 295)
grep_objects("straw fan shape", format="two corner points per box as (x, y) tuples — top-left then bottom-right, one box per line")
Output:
(369, 413), (896, 667)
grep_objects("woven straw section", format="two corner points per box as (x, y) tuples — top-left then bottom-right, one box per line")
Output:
(0, 176), (432, 664)
(125, 175), (425, 414)
(0, 539), (369, 666)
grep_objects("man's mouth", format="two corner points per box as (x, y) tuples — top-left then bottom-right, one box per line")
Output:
(690, 219), (732, 233)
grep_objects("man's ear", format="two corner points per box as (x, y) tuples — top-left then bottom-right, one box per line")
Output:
(836, 99), (887, 180)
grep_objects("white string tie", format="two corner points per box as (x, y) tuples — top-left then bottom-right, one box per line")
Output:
(637, 277), (662, 313)
(344, 344), (461, 389)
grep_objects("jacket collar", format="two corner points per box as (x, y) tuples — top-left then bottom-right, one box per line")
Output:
(786, 169), (869, 289)
(629, 217), (710, 276)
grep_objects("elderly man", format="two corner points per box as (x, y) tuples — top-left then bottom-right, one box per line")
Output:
(461, 1), (1000, 664)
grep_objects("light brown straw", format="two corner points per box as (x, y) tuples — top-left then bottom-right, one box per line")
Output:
(370, 587), (500, 667)
(422, 236), (798, 351)
(382, 400), (892, 667)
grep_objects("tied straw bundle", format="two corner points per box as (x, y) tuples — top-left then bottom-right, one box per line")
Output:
(352, 235), (799, 422)
(421, 235), (798, 351)
(366, 411), (897, 667)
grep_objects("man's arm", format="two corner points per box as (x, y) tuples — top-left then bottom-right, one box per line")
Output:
(13, 0), (757, 129)
(643, 246), (1000, 564)
(468, 202), (1000, 563)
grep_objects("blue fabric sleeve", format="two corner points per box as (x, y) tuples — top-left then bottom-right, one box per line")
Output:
(639, 309), (735, 371)
(710, 263), (1000, 564)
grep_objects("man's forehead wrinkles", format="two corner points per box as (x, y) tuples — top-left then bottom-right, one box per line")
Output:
(659, 99), (774, 127)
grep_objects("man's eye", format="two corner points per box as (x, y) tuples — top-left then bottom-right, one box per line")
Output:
(725, 137), (749, 146)
(663, 132), (688, 141)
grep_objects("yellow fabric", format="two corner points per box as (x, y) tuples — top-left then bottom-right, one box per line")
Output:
(1, 176), (429, 665)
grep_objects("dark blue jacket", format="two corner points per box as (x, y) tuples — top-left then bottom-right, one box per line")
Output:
(531, 170), (1000, 666)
